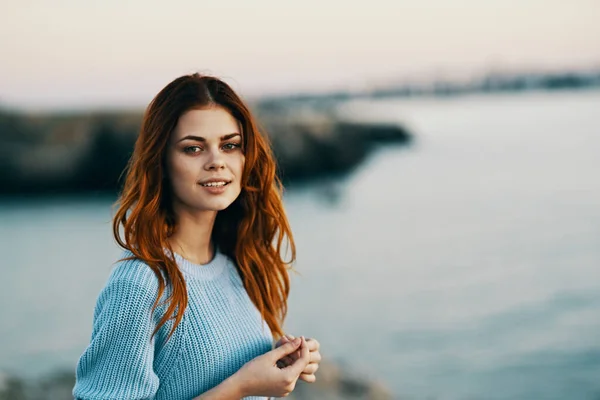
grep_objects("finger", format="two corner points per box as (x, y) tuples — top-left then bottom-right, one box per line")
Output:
(274, 337), (287, 350)
(286, 334), (296, 341)
(284, 348), (301, 363)
(270, 337), (302, 361)
(309, 351), (322, 364)
(289, 337), (310, 375)
(277, 336), (290, 348)
(291, 349), (301, 361)
(299, 373), (316, 383)
(306, 338), (320, 351)
(302, 363), (319, 375)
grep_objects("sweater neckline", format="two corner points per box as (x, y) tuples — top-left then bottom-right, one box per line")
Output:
(171, 250), (227, 280)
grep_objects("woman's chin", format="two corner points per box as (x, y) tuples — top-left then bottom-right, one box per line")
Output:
(196, 199), (235, 212)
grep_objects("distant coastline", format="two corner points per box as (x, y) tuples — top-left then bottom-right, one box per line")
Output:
(257, 67), (600, 104)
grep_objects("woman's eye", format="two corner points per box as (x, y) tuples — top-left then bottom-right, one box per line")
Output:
(183, 146), (202, 153)
(223, 143), (241, 150)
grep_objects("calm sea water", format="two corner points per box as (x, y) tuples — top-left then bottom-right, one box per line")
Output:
(1, 90), (599, 399)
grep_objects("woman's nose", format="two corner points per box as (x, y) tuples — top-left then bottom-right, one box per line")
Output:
(204, 149), (226, 170)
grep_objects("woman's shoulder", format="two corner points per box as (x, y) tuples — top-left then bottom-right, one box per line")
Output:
(106, 249), (162, 293)
(89, 250), (177, 330)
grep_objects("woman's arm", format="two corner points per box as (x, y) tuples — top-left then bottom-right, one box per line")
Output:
(192, 374), (244, 400)
(193, 337), (310, 399)
(73, 276), (160, 399)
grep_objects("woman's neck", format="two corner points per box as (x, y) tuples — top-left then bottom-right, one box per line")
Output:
(169, 208), (218, 265)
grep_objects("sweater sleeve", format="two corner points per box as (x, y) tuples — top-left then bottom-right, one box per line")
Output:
(73, 277), (160, 400)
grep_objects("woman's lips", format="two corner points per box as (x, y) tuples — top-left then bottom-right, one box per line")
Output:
(199, 181), (230, 194)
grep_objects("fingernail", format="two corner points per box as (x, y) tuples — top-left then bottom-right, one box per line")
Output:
(293, 337), (301, 345)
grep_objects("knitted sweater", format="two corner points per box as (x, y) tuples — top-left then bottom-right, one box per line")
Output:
(73, 249), (273, 400)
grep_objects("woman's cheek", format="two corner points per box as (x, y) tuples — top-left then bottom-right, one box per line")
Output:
(233, 154), (245, 173)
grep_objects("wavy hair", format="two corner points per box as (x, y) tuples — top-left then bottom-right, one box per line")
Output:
(112, 73), (295, 341)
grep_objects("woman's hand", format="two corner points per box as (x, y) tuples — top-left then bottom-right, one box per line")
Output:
(234, 336), (310, 398)
(275, 334), (321, 383)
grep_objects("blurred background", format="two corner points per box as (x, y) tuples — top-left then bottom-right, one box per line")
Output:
(1, 1), (600, 399)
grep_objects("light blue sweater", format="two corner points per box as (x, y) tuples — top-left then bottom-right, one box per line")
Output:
(73, 249), (273, 400)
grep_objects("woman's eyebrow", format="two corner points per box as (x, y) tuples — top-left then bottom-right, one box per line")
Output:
(177, 133), (241, 142)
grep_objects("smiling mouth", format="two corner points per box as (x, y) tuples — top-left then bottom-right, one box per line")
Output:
(199, 181), (231, 187)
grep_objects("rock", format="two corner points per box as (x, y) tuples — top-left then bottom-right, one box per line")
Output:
(254, 104), (412, 184)
(283, 361), (393, 400)
(0, 371), (75, 400)
(0, 103), (413, 196)
(0, 374), (30, 400)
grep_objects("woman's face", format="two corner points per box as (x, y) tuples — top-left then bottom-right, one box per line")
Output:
(165, 106), (245, 215)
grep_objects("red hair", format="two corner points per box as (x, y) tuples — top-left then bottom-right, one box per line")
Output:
(112, 73), (295, 341)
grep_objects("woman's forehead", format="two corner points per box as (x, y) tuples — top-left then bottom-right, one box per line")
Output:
(172, 107), (241, 141)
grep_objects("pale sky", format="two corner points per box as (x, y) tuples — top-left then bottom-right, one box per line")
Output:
(1, 0), (599, 110)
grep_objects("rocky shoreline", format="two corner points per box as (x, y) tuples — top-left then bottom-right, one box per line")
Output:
(0, 362), (393, 400)
(0, 101), (412, 196)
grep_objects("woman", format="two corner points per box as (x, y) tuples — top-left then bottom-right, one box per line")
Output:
(73, 73), (321, 399)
